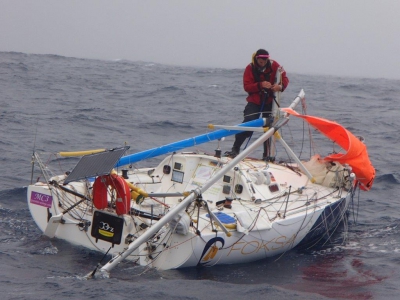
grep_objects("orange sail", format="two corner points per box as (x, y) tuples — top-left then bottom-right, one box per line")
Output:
(282, 108), (375, 191)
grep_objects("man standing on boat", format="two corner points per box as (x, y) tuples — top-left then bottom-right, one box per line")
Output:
(225, 49), (289, 161)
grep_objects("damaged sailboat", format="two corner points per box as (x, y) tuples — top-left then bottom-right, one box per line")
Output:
(27, 89), (375, 277)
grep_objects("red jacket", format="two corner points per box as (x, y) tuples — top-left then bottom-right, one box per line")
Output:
(243, 60), (289, 106)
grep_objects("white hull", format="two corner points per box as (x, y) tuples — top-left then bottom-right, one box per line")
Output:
(27, 152), (353, 270)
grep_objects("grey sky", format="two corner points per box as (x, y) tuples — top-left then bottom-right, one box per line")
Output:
(1, 0), (399, 79)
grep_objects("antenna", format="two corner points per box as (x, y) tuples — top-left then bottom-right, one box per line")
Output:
(30, 121), (39, 184)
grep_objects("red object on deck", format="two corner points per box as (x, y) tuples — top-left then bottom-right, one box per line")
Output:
(93, 173), (131, 215)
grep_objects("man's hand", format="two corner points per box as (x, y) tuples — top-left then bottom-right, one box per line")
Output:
(271, 84), (282, 92)
(260, 81), (272, 89)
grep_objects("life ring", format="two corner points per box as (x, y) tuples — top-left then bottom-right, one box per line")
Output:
(93, 173), (131, 215)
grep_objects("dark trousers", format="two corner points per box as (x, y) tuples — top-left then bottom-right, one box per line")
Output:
(233, 102), (272, 156)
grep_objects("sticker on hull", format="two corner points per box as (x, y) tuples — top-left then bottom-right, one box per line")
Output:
(30, 191), (53, 208)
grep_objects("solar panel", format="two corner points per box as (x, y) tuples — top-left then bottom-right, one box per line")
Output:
(64, 146), (129, 184)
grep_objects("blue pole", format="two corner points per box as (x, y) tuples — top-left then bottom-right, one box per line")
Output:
(115, 118), (265, 167)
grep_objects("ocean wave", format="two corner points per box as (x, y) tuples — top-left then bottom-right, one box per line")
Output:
(374, 173), (400, 184)
(0, 187), (27, 202)
(1, 51), (400, 299)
